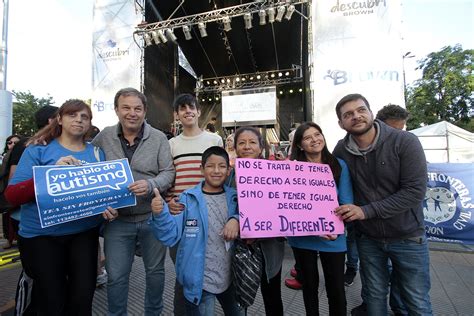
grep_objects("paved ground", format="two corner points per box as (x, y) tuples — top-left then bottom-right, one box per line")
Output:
(1, 238), (473, 315)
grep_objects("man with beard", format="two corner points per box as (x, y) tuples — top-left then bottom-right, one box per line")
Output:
(333, 94), (432, 315)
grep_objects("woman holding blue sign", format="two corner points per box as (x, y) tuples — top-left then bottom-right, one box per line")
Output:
(288, 122), (353, 316)
(5, 99), (117, 316)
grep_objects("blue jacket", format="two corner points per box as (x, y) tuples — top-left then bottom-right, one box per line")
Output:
(148, 182), (238, 305)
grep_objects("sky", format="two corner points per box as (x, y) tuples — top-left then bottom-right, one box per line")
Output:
(3, 0), (474, 106)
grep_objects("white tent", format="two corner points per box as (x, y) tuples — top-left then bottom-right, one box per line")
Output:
(409, 121), (474, 163)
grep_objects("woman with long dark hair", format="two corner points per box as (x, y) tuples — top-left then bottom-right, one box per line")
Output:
(5, 99), (117, 315)
(1, 134), (21, 249)
(1, 134), (20, 159)
(288, 122), (353, 316)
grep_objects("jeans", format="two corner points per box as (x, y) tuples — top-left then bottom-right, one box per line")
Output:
(293, 247), (346, 316)
(357, 233), (432, 316)
(345, 223), (359, 271)
(184, 284), (243, 316)
(169, 244), (186, 316)
(358, 244), (407, 313)
(388, 259), (408, 315)
(105, 218), (166, 316)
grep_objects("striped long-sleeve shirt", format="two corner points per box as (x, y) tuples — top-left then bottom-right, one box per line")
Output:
(169, 131), (223, 196)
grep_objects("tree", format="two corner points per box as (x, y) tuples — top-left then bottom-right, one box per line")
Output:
(12, 91), (55, 137)
(406, 44), (474, 131)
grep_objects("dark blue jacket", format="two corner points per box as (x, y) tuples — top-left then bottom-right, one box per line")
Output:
(333, 120), (427, 240)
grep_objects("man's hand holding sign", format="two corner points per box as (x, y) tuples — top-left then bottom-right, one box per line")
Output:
(235, 158), (344, 238)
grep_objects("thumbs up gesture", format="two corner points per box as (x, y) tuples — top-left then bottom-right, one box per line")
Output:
(151, 188), (164, 214)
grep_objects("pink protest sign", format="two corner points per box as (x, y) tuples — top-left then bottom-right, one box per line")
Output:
(235, 158), (343, 238)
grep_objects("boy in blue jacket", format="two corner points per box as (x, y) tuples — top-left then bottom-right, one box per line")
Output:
(149, 146), (242, 315)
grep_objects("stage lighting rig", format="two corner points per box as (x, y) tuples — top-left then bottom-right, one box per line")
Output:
(259, 9), (266, 25)
(275, 5), (286, 22)
(143, 33), (153, 46)
(285, 5), (295, 20)
(165, 29), (177, 42)
(182, 25), (192, 40)
(151, 30), (161, 44)
(157, 30), (167, 43)
(243, 13), (253, 29)
(196, 67), (303, 93)
(223, 16), (232, 32)
(198, 22), (208, 37)
(135, 1), (308, 45)
(267, 7), (275, 23)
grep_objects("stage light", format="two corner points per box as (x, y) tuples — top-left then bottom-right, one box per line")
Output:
(279, 90), (283, 95)
(267, 7), (275, 23)
(202, 98), (205, 102)
(259, 10), (266, 25)
(226, 78), (231, 83)
(198, 22), (207, 37)
(244, 13), (252, 29)
(249, 76), (254, 80)
(165, 29), (177, 42)
(151, 31), (161, 44)
(285, 71), (290, 76)
(182, 25), (192, 40)
(241, 77), (246, 82)
(289, 89), (294, 93)
(157, 30), (168, 43)
(278, 72), (283, 77)
(208, 98), (212, 102)
(143, 33), (153, 46)
(256, 74), (261, 79)
(223, 16), (232, 32)
(221, 78), (225, 83)
(236, 77), (240, 82)
(285, 5), (295, 20)
(213, 80), (218, 84)
(206, 81), (211, 85)
(275, 6), (286, 22)
(299, 88), (303, 92)
(270, 73), (275, 78)
(215, 96), (220, 101)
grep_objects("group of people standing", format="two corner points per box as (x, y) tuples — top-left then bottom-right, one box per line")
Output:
(1, 89), (432, 316)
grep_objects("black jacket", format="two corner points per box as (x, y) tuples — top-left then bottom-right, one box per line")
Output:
(333, 120), (427, 240)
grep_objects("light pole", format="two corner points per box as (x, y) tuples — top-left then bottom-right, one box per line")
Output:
(402, 51), (415, 104)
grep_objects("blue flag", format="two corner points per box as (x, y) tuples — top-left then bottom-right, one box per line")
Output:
(425, 163), (474, 244)
(33, 158), (136, 228)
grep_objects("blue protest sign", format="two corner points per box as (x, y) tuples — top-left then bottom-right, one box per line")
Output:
(33, 158), (136, 228)
(424, 163), (474, 244)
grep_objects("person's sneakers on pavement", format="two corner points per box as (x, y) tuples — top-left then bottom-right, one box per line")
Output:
(284, 278), (303, 290)
(351, 302), (367, 316)
(344, 267), (357, 286)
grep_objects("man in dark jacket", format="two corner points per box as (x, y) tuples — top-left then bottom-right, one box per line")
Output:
(333, 94), (432, 315)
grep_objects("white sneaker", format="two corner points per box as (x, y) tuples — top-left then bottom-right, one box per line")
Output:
(96, 270), (108, 287)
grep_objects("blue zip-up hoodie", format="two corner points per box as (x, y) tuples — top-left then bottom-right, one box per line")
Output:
(148, 182), (238, 305)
